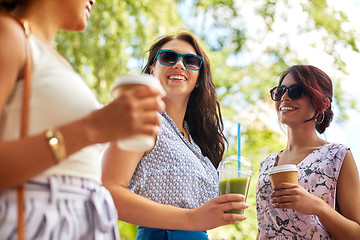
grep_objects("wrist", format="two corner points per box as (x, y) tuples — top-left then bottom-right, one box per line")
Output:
(185, 208), (199, 231)
(313, 196), (330, 218)
(81, 112), (101, 145)
(45, 128), (66, 163)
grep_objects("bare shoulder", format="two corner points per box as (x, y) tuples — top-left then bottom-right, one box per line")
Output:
(337, 150), (360, 198)
(0, 14), (28, 112)
(0, 15), (27, 54)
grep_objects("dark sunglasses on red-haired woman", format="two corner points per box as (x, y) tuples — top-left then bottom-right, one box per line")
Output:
(270, 84), (305, 101)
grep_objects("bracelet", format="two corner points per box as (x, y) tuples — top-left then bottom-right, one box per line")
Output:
(45, 128), (66, 164)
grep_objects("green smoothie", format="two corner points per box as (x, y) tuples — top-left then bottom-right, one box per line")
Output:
(219, 177), (251, 214)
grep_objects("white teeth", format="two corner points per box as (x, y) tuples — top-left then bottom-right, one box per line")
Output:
(280, 106), (296, 111)
(169, 75), (186, 80)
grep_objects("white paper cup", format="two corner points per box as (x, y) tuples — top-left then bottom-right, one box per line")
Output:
(269, 164), (298, 187)
(112, 74), (164, 152)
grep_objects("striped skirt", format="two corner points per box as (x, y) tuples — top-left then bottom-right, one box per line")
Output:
(0, 175), (120, 240)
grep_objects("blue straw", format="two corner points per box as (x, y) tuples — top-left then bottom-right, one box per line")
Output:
(238, 123), (241, 176)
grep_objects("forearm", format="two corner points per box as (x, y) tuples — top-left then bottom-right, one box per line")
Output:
(316, 200), (360, 240)
(108, 185), (193, 230)
(0, 117), (94, 190)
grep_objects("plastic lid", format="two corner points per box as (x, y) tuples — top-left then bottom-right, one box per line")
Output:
(112, 74), (164, 92)
(269, 164), (298, 175)
(217, 155), (254, 176)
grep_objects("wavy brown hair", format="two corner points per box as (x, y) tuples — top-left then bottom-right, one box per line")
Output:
(142, 32), (227, 168)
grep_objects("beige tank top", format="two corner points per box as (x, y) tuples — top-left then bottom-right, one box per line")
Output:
(0, 35), (104, 183)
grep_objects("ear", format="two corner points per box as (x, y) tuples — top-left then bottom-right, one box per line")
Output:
(150, 65), (154, 75)
(324, 97), (331, 110)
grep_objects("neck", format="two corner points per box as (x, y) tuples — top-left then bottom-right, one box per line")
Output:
(286, 123), (326, 151)
(164, 98), (188, 132)
(13, 2), (59, 46)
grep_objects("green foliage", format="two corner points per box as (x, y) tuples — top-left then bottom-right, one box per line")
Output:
(54, 0), (359, 239)
(117, 221), (138, 240)
(56, 0), (184, 103)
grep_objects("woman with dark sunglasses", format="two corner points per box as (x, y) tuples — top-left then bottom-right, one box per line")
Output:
(102, 32), (249, 240)
(256, 65), (360, 239)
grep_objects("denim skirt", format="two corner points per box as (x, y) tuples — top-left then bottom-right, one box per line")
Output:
(136, 226), (208, 240)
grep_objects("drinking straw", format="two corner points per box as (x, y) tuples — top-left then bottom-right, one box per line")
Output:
(238, 123), (241, 176)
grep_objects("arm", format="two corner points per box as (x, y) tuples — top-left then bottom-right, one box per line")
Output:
(102, 142), (249, 231)
(271, 151), (360, 239)
(317, 151), (360, 239)
(0, 16), (164, 190)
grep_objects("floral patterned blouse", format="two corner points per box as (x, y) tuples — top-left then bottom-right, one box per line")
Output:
(256, 142), (349, 239)
(128, 111), (218, 209)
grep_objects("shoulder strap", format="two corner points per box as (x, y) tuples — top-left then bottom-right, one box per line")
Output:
(17, 17), (32, 240)
(11, 16), (32, 138)
(4, 14), (33, 240)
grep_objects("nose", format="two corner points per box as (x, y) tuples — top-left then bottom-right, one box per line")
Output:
(173, 57), (185, 70)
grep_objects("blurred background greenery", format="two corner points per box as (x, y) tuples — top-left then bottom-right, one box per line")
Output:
(55, 0), (359, 239)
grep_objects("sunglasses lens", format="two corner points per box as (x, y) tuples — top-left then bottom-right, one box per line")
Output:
(159, 51), (177, 65)
(184, 55), (202, 70)
(288, 85), (304, 100)
(271, 86), (285, 101)
(158, 50), (202, 71)
(270, 84), (304, 101)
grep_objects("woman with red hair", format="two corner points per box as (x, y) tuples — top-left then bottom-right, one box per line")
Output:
(256, 65), (360, 239)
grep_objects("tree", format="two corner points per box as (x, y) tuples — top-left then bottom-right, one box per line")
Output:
(55, 0), (359, 239)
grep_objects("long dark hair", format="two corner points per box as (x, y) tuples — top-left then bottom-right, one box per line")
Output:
(279, 65), (333, 134)
(142, 32), (227, 168)
(0, 0), (27, 12)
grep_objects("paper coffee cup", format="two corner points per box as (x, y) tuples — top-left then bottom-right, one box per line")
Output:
(269, 164), (298, 188)
(112, 74), (164, 152)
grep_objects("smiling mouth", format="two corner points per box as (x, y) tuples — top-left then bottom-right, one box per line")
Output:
(85, 2), (93, 18)
(280, 106), (297, 111)
(168, 75), (187, 81)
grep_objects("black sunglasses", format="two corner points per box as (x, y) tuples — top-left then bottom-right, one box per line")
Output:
(270, 84), (305, 101)
(155, 49), (203, 71)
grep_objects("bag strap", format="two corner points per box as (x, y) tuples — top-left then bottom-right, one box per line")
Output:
(9, 15), (33, 240)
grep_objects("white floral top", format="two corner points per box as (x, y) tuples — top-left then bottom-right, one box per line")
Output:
(256, 142), (349, 239)
(128, 112), (218, 209)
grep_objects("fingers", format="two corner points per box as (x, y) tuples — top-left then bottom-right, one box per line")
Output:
(273, 182), (298, 191)
(130, 84), (166, 98)
(222, 212), (248, 223)
(214, 194), (245, 203)
(136, 95), (165, 113)
(118, 87), (165, 113)
(222, 201), (249, 213)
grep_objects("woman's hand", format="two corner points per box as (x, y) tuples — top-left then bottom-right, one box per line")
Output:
(87, 85), (165, 144)
(187, 194), (249, 231)
(270, 182), (324, 215)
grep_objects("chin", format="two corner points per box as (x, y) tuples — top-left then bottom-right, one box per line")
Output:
(65, 22), (87, 32)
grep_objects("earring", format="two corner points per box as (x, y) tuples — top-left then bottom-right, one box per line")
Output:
(315, 112), (325, 124)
